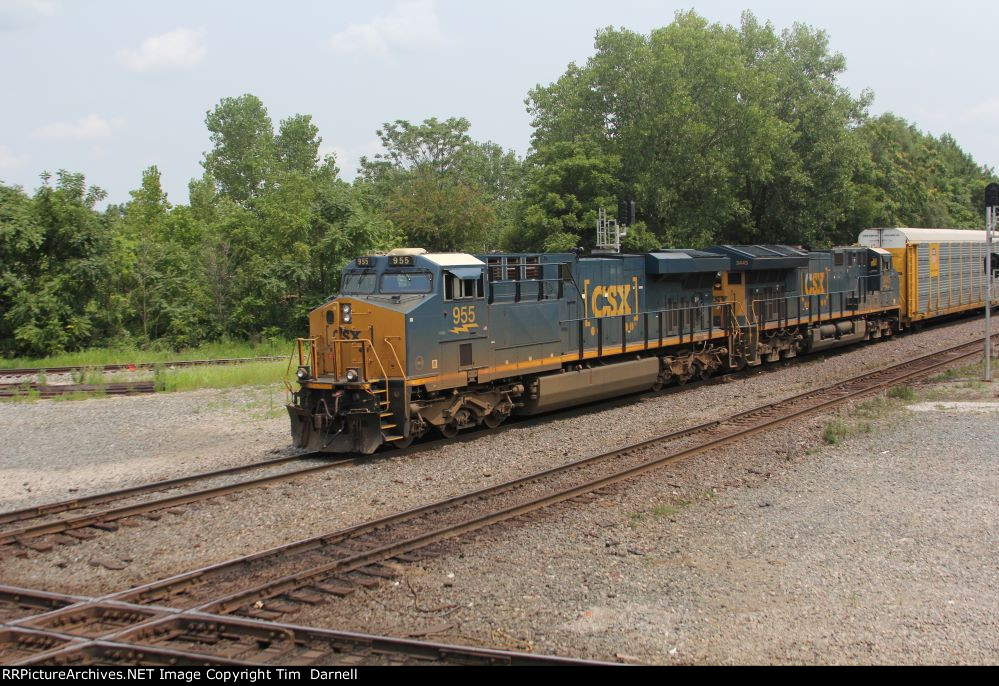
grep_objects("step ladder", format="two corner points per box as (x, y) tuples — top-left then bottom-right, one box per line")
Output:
(371, 378), (406, 443)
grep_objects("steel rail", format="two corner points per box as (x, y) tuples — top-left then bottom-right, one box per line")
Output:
(196, 331), (988, 615)
(0, 382), (156, 398)
(108, 417), (731, 607)
(0, 375), (741, 546)
(0, 455), (364, 546)
(5, 313), (988, 536)
(110, 335), (994, 614)
(0, 586), (609, 667)
(0, 454), (315, 527)
(0, 356), (286, 377)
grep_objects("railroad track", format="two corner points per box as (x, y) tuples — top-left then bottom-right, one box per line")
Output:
(0, 367), (734, 551)
(3, 324), (988, 555)
(0, 356), (285, 378)
(2, 336), (989, 666)
(0, 585), (604, 666)
(0, 381), (156, 398)
(95, 335), (993, 621)
(0, 453), (359, 549)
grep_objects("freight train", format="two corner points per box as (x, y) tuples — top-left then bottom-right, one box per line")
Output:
(286, 228), (999, 454)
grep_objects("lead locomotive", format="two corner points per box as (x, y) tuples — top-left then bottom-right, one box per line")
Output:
(287, 229), (998, 454)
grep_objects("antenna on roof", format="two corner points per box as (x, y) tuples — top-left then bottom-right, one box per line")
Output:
(594, 206), (629, 254)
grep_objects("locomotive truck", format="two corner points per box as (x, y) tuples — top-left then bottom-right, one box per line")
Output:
(286, 228), (998, 454)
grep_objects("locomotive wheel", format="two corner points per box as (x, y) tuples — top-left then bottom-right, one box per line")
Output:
(482, 411), (505, 429)
(696, 362), (712, 381)
(440, 422), (459, 439)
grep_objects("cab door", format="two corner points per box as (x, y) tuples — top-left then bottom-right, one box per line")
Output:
(441, 268), (491, 387)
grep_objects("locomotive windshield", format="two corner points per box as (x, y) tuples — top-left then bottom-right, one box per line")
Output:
(341, 270), (377, 294)
(379, 270), (433, 294)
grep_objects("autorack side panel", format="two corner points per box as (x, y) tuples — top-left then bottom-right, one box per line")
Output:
(858, 228), (998, 323)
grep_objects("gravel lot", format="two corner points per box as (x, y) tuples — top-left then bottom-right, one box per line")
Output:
(0, 316), (995, 663)
(292, 407), (997, 665)
(0, 386), (301, 508)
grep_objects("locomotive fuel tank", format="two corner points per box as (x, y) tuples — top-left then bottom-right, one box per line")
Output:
(285, 231), (993, 456)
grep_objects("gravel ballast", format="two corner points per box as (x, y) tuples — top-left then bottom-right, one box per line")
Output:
(0, 316), (995, 663)
(291, 408), (998, 664)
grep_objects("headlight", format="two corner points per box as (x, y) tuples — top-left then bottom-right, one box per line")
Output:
(296, 366), (310, 381)
(341, 303), (352, 323)
(346, 368), (359, 383)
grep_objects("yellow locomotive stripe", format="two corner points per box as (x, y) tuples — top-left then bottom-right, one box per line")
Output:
(406, 303), (908, 390)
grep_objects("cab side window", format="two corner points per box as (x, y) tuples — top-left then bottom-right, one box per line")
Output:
(460, 278), (482, 299)
(445, 273), (484, 301)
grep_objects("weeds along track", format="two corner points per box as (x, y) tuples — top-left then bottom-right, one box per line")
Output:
(0, 357), (285, 379)
(103, 336), (994, 620)
(0, 381), (156, 399)
(3, 320), (989, 553)
(0, 585), (605, 666)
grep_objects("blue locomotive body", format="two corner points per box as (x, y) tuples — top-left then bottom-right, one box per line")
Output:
(287, 239), (918, 454)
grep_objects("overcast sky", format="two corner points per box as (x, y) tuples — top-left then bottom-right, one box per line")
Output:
(1, 0), (996, 207)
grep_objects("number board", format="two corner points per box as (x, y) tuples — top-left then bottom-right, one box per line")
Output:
(355, 257), (372, 267)
(388, 255), (414, 267)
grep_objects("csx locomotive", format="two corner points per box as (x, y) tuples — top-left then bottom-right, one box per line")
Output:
(287, 228), (998, 454)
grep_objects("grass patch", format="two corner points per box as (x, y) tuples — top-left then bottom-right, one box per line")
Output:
(927, 367), (961, 383)
(822, 392), (911, 445)
(0, 338), (293, 370)
(887, 385), (915, 401)
(822, 417), (850, 445)
(154, 361), (287, 393)
(70, 367), (107, 386)
(631, 493), (715, 528)
(240, 386), (288, 420)
(0, 386), (40, 403)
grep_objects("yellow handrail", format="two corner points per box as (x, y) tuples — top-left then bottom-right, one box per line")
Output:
(285, 337), (317, 401)
(383, 336), (407, 382)
(329, 336), (392, 386)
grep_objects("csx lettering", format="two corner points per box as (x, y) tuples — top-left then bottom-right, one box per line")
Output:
(338, 327), (361, 339)
(803, 273), (826, 296)
(591, 285), (633, 317)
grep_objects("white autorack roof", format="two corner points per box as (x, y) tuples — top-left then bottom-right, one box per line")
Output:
(858, 227), (989, 248)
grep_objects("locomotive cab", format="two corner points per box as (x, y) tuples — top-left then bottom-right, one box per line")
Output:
(287, 249), (489, 454)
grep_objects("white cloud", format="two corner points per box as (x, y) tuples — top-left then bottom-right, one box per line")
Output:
(0, 144), (28, 170)
(118, 27), (206, 72)
(329, 0), (443, 59)
(0, 0), (55, 31)
(32, 114), (124, 142)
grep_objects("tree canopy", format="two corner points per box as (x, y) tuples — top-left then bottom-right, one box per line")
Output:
(1, 11), (994, 357)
